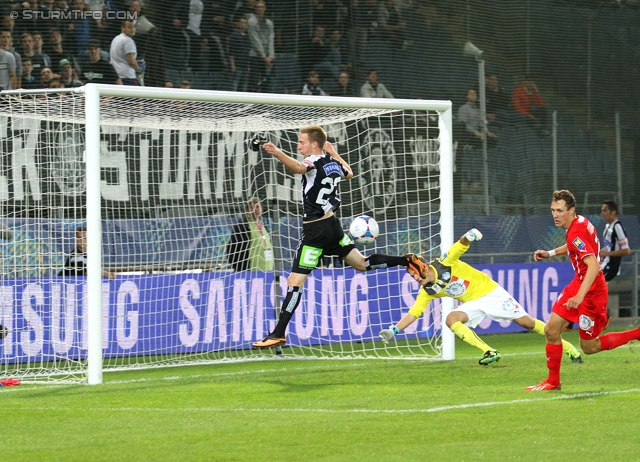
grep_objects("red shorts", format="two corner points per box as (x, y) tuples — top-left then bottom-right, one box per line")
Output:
(552, 273), (609, 340)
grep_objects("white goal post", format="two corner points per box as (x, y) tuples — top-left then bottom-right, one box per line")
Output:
(0, 85), (454, 385)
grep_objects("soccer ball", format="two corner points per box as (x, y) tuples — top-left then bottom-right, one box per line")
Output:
(349, 215), (379, 245)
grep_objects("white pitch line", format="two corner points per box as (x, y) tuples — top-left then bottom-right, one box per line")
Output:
(0, 363), (368, 393)
(5, 388), (640, 414)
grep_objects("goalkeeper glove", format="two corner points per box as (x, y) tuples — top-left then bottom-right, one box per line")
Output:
(379, 325), (399, 344)
(464, 228), (483, 242)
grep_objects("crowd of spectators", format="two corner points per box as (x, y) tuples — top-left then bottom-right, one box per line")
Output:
(0, 0), (412, 96)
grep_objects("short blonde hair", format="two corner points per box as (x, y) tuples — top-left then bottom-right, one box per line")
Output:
(300, 125), (327, 150)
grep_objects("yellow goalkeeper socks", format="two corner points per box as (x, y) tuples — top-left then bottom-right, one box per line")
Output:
(450, 321), (494, 353)
(532, 319), (574, 355)
(532, 319), (546, 335)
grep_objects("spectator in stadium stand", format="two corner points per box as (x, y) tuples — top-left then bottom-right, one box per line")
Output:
(329, 28), (352, 74)
(300, 25), (328, 78)
(360, 69), (393, 98)
(230, 0), (257, 23)
(600, 200), (631, 282)
(485, 73), (510, 125)
(19, 32), (48, 76)
(315, 27), (342, 85)
(59, 58), (83, 87)
(30, 32), (52, 68)
(46, 28), (79, 75)
(0, 43), (16, 90)
(329, 71), (356, 97)
(80, 39), (122, 84)
(511, 76), (549, 137)
(311, 0), (336, 29)
(139, 27), (167, 87)
(59, 226), (115, 278)
(528, 189), (640, 391)
(302, 70), (326, 96)
(204, 24), (228, 86)
(0, 29), (21, 87)
(247, 0), (275, 93)
(153, 0), (189, 72)
(229, 16), (252, 92)
(352, 0), (379, 68)
(48, 79), (63, 88)
(39, 66), (54, 88)
(378, 0), (407, 52)
(20, 58), (39, 89)
(456, 88), (497, 149)
(67, 0), (93, 56)
(110, 20), (142, 86)
(185, 0), (206, 72)
(251, 125), (430, 349)
(379, 228), (583, 366)
(129, 0), (156, 38)
(179, 79), (190, 89)
(226, 196), (274, 272)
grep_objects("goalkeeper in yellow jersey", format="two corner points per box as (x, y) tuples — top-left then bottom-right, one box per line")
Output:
(379, 229), (583, 365)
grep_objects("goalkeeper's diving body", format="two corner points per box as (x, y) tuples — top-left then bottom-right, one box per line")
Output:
(252, 125), (429, 349)
(379, 229), (583, 365)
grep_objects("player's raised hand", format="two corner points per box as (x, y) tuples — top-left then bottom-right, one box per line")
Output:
(324, 140), (337, 156)
(464, 228), (483, 242)
(533, 250), (548, 262)
(262, 141), (280, 156)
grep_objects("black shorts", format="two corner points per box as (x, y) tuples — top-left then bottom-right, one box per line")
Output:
(291, 216), (356, 274)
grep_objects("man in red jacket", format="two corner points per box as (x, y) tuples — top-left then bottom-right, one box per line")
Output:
(512, 76), (548, 136)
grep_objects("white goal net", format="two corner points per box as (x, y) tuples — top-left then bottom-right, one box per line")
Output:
(0, 87), (453, 384)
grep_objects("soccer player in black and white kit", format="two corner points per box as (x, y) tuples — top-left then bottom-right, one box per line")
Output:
(252, 125), (429, 348)
(600, 200), (630, 282)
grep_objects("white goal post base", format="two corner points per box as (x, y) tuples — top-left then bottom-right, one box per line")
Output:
(0, 85), (454, 384)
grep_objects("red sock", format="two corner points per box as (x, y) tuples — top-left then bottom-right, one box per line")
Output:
(599, 328), (640, 351)
(546, 343), (563, 386)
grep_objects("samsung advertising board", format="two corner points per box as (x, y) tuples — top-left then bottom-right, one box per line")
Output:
(0, 263), (572, 362)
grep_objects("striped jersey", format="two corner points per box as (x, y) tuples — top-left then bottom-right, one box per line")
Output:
(300, 153), (348, 221)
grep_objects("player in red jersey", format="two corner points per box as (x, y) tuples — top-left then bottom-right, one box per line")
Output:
(526, 190), (640, 391)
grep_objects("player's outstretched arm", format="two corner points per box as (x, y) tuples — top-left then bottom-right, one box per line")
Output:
(262, 141), (307, 174)
(534, 244), (567, 262)
(379, 313), (418, 343)
(460, 228), (483, 246)
(324, 141), (353, 179)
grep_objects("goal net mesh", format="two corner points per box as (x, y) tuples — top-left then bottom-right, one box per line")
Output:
(0, 90), (447, 383)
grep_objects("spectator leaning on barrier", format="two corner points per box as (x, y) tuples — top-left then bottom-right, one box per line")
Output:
(0, 38), (16, 90)
(227, 196), (274, 272)
(20, 58), (38, 89)
(81, 39), (122, 85)
(360, 69), (393, 98)
(110, 20), (142, 86)
(600, 200), (630, 282)
(60, 226), (115, 279)
(247, 1), (275, 93)
(59, 58), (83, 88)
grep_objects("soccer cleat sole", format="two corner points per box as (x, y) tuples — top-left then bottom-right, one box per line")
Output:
(252, 337), (286, 349)
(525, 381), (562, 391)
(570, 354), (583, 364)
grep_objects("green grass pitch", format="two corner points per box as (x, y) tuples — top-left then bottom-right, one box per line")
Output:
(4, 324), (640, 461)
